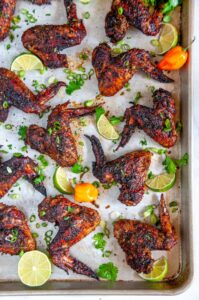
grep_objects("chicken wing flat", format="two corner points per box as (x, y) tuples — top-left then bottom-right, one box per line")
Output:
(86, 135), (152, 206)
(92, 43), (173, 97)
(0, 203), (36, 255)
(105, 0), (164, 43)
(0, 1), (51, 42)
(118, 88), (177, 149)
(22, 0), (87, 68)
(38, 195), (100, 279)
(114, 194), (177, 274)
(0, 156), (46, 199)
(26, 102), (99, 167)
(0, 68), (65, 123)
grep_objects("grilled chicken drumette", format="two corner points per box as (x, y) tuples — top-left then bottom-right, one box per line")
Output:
(26, 102), (99, 167)
(106, 0), (163, 43)
(114, 194), (177, 274)
(22, 0), (86, 68)
(92, 43), (173, 97)
(0, 156), (46, 199)
(0, 203), (36, 255)
(86, 135), (152, 206)
(118, 88), (177, 149)
(0, 0), (51, 42)
(38, 195), (100, 279)
(0, 68), (65, 122)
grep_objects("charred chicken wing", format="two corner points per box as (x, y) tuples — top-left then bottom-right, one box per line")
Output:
(0, 203), (36, 255)
(114, 194), (177, 274)
(38, 195), (100, 279)
(106, 0), (164, 43)
(86, 135), (152, 206)
(118, 88), (177, 149)
(0, 0), (16, 41)
(0, 0), (52, 42)
(0, 156), (46, 199)
(0, 68), (65, 123)
(26, 102), (99, 167)
(22, 0), (87, 68)
(92, 43), (173, 97)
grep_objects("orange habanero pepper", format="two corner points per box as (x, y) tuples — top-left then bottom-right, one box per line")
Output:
(74, 183), (99, 203)
(158, 46), (188, 71)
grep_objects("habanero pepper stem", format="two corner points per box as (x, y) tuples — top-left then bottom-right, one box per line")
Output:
(158, 38), (195, 71)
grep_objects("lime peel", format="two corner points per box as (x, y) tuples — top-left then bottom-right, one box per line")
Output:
(155, 23), (178, 55)
(139, 256), (168, 282)
(53, 167), (74, 195)
(11, 53), (44, 72)
(97, 114), (119, 140)
(146, 173), (176, 192)
(18, 250), (51, 287)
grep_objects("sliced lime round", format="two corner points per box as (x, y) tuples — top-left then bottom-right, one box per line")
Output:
(11, 53), (44, 72)
(97, 114), (119, 140)
(53, 167), (74, 195)
(155, 23), (178, 55)
(18, 250), (51, 287)
(146, 173), (176, 192)
(139, 256), (168, 282)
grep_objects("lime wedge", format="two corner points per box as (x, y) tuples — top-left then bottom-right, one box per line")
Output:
(139, 256), (168, 282)
(146, 173), (176, 192)
(53, 167), (74, 194)
(97, 114), (119, 140)
(80, 0), (90, 3)
(18, 250), (51, 287)
(11, 53), (44, 72)
(156, 23), (178, 55)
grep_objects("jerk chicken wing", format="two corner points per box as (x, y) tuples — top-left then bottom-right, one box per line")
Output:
(86, 135), (152, 206)
(38, 195), (100, 279)
(118, 88), (178, 149)
(0, 68), (65, 123)
(105, 0), (164, 43)
(0, 156), (46, 199)
(0, 0), (51, 42)
(22, 0), (87, 68)
(0, 203), (36, 255)
(26, 102), (99, 167)
(92, 43), (173, 97)
(114, 194), (177, 274)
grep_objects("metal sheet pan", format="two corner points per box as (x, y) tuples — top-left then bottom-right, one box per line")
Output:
(0, 0), (193, 295)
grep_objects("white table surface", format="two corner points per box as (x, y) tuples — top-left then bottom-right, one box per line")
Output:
(2, 1), (199, 299)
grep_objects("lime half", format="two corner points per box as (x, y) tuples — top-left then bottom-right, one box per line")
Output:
(18, 250), (51, 287)
(53, 167), (74, 194)
(11, 53), (44, 71)
(156, 23), (178, 55)
(146, 173), (176, 192)
(97, 114), (119, 140)
(139, 256), (168, 282)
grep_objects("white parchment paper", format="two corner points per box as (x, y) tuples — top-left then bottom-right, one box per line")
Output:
(0, 0), (181, 282)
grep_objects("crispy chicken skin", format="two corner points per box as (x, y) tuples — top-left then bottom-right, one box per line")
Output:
(92, 43), (173, 97)
(114, 194), (177, 274)
(118, 88), (177, 149)
(38, 195), (100, 279)
(106, 0), (163, 43)
(86, 135), (152, 206)
(0, 0), (51, 42)
(0, 203), (36, 255)
(0, 0), (16, 41)
(26, 103), (99, 167)
(0, 68), (65, 123)
(22, 0), (87, 68)
(0, 156), (46, 199)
